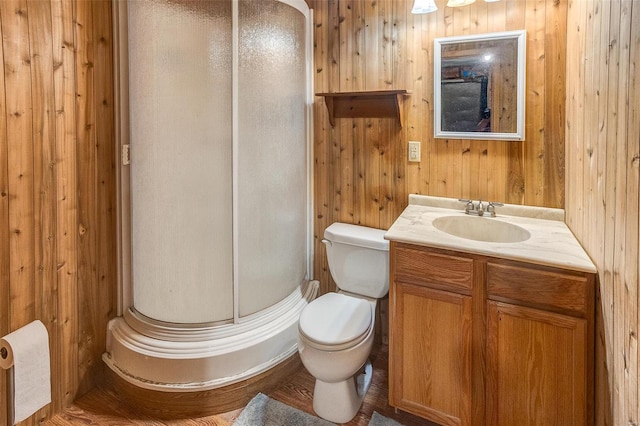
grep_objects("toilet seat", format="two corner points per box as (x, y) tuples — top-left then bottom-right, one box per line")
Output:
(299, 293), (372, 351)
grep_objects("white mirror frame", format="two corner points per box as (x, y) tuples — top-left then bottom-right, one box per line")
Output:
(434, 30), (526, 141)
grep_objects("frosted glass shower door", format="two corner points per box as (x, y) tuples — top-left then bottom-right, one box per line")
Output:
(128, 1), (234, 324)
(125, 0), (311, 325)
(236, 0), (309, 317)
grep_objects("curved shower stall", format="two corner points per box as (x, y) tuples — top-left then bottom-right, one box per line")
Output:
(104, 0), (315, 391)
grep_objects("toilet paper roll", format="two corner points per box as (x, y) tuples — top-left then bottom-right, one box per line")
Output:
(0, 320), (52, 424)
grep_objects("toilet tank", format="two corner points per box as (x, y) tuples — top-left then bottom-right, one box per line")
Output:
(323, 223), (389, 298)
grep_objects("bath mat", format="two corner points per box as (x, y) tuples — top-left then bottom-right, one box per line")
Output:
(233, 393), (333, 426)
(368, 411), (405, 426)
(233, 393), (406, 426)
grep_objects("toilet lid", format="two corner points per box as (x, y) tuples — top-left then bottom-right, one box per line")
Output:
(299, 293), (372, 346)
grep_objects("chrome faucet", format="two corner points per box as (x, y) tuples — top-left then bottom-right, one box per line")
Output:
(458, 199), (503, 217)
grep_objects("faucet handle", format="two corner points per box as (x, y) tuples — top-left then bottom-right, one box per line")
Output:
(486, 201), (504, 217)
(458, 199), (475, 213)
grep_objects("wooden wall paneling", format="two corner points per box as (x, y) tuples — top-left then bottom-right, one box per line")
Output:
(378, 0), (404, 229)
(420, 6), (439, 201)
(544, 0), (566, 209)
(467, 2), (489, 203)
(348, 0), (368, 227)
(452, 1), (477, 202)
(566, 0), (591, 414)
(2, 0), (36, 335)
(579, 1), (615, 424)
(362, 0), (381, 228)
(583, 0), (600, 257)
(632, 7), (640, 423)
(337, 1), (355, 226)
(0, 2), (10, 423)
(361, 114), (380, 228)
(612, 1), (632, 424)
(2, 1), (36, 423)
(475, 2), (491, 202)
(592, 2), (612, 421)
(385, 0), (408, 230)
(565, 1), (640, 424)
(374, 0), (394, 229)
(418, 6), (436, 199)
(608, 3), (629, 424)
(420, 2), (436, 195)
(27, 0), (57, 421)
(504, 0), (526, 205)
(51, 0), (80, 412)
(404, 2), (424, 197)
(74, 0), (99, 397)
(312, 0), (569, 326)
(0, 0), (112, 422)
(596, 1), (617, 423)
(431, 6), (451, 198)
(486, 1), (509, 204)
(92, 0), (115, 391)
(378, 0), (400, 230)
(564, 0), (582, 232)
(325, 0), (341, 293)
(327, 0), (341, 121)
(523, 0), (546, 207)
(454, 7), (472, 199)
(313, 0), (331, 293)
(599, 1), (620, 423)
(441, 6), (465, 201)
(596, 0), (611, 279)
(624, 0), (640, 419)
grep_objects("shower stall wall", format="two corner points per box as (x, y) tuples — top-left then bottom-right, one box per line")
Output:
(104, 0), (316, 391)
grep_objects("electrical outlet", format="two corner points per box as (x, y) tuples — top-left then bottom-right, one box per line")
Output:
(408, 141), (421, 162)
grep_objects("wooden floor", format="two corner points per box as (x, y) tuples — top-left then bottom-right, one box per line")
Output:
(45, 345), (434, 425)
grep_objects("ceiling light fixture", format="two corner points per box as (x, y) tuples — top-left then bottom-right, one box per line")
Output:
(411, 0), (438, 14)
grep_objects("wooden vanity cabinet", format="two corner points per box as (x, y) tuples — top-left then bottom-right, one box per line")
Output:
(389, 242), (595, 426)
(389, 243), (478, 426)
(485, 260), (594, 426)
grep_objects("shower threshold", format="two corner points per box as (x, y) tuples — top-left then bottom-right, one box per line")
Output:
(103, 280), (318, 392)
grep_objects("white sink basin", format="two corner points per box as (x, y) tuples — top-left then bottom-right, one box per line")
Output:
(432, 215), (531, 243)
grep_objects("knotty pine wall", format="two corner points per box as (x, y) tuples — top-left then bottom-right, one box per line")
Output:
(565, 0), (639, 425)
(0, 0), (116, 424)
(312, 0), (567, 294)
(0, 0), (635, 425)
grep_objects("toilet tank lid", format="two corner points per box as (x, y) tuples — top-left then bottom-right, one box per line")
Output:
(324, 223), (389, 251)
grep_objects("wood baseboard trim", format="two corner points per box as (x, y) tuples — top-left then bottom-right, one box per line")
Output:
(100, 352), (303, 419)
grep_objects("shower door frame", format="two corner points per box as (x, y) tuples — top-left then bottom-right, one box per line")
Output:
(113, 0), (315, 324)
(105, 0), (317, 392)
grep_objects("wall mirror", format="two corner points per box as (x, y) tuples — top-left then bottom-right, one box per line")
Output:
(434, 30), (526, 141)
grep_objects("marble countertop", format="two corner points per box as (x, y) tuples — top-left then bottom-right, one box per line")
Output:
(385, 195), (597, 274)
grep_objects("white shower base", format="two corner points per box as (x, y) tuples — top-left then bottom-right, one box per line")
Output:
(103, 280), (318, 392)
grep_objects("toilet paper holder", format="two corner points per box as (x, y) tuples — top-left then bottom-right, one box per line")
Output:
(1, 347), (7, 359)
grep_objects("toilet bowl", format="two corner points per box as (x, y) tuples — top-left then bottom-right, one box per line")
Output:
(297, 223), (389, 423)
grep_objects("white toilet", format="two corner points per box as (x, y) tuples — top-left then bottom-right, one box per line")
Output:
(297, 222), (389, 423)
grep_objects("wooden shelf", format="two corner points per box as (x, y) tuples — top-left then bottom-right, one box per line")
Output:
(316, 90), (409, 127)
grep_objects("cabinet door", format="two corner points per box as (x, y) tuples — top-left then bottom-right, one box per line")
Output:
(390, 282), (473, 426)
(486, 301), (588, 426)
